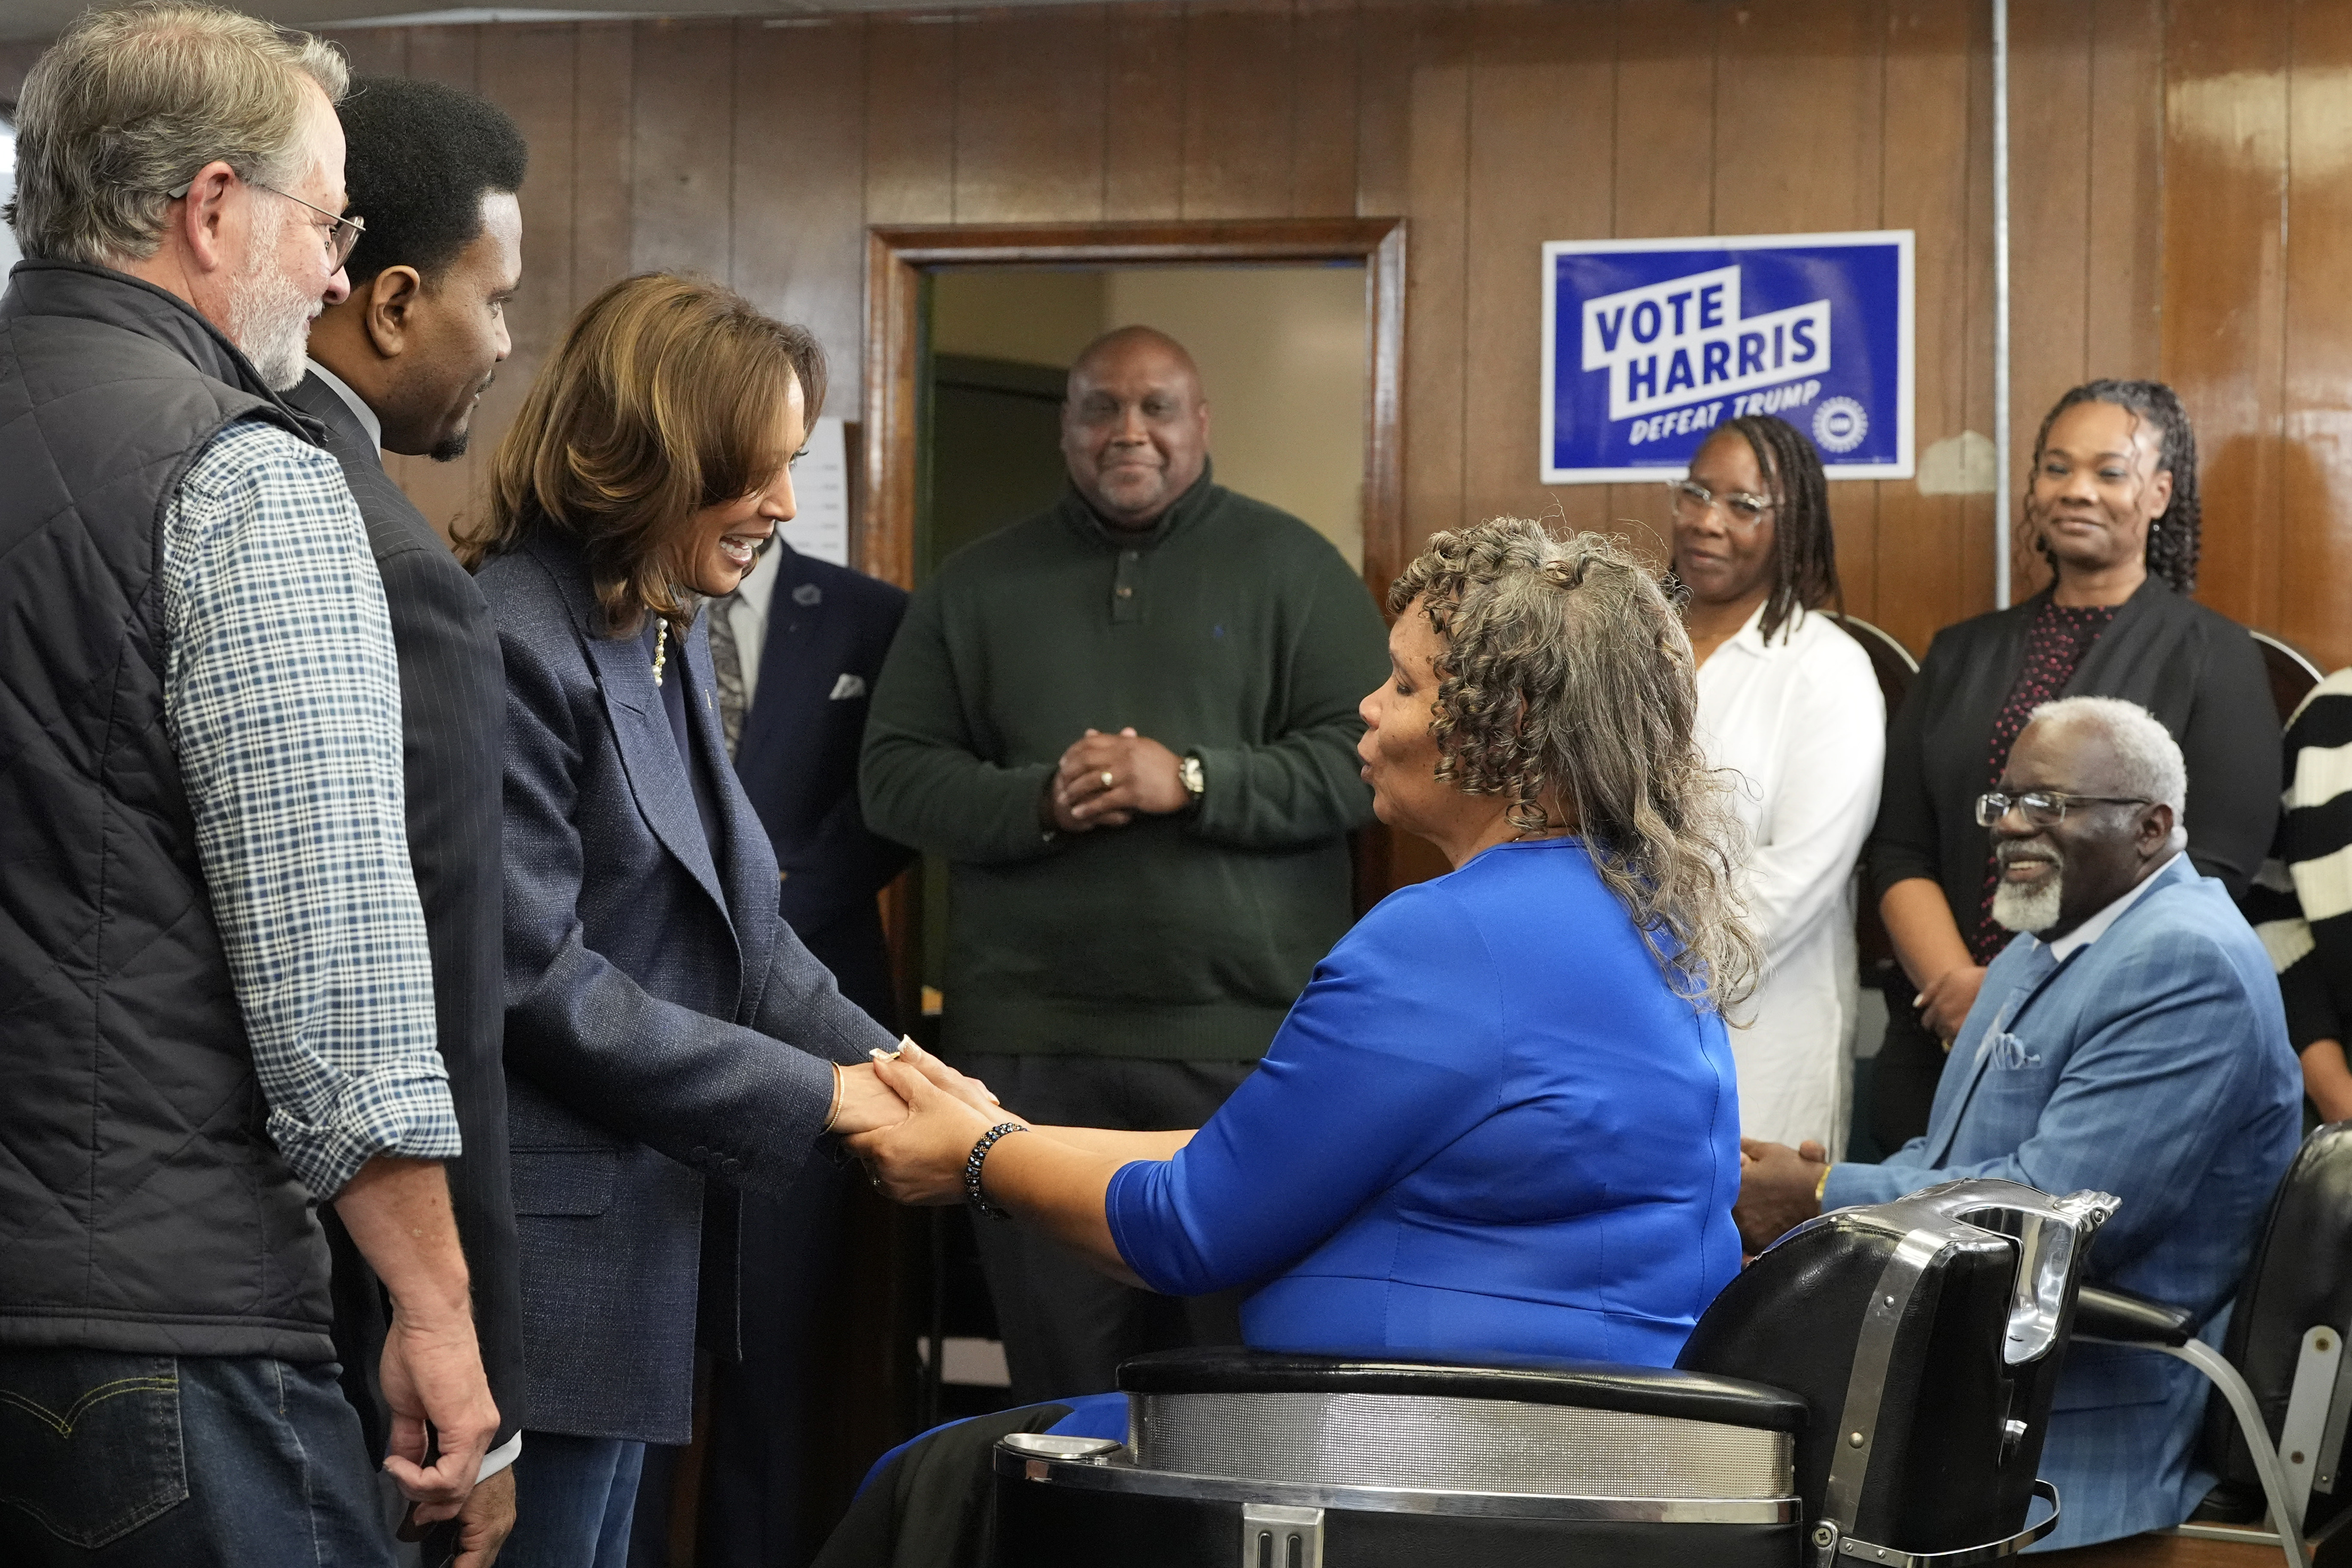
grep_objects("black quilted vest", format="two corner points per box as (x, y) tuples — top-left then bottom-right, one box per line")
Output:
(0, 261), (336, 1360)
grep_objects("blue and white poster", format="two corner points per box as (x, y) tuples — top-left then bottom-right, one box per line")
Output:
(1540, 230), (1914, 483)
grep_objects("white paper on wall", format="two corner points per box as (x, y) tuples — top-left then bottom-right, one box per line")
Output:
(781, 416), (850, 566)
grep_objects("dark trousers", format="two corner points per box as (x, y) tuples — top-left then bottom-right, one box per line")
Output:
(0, 1349), (389, 1568)
(673, 916), (891, 1568)
(955, 1053), (1257, 1406)
(1870, 991), (1951, 1155)
(810, 1403), (1071, 1568)
(506, 1432), (646, 1568)
(696, 1163), (850, 1566)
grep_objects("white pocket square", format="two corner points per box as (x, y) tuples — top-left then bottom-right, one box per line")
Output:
(829, 674), (868, 700)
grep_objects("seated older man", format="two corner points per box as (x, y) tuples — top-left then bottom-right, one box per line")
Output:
(1739, 695), (2300, 1552)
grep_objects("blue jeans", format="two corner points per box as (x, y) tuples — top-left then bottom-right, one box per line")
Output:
(0, 1349), (390, 1567)
(504, 1432), (645, 1568)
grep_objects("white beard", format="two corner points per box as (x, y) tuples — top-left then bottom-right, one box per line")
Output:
(226, 210), (322, 392)
(1992, 872), (2064, 934)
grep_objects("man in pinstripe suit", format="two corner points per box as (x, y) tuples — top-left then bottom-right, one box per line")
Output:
(294, 76), (530, 1568)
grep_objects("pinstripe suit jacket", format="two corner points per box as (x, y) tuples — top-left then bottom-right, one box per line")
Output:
(1824, 854), (2301, 1548)
(284, 371), (526, 1454)
(478, 530), (898, 1442)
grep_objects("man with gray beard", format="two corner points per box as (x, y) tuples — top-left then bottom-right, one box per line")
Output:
(1733, 695), (2299, 1550)
(0, 6), (494, 1563)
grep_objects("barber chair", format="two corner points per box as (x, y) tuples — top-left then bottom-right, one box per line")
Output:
(2073, 1123), (2352, 1568)
(990, 1179), (2115, 1568)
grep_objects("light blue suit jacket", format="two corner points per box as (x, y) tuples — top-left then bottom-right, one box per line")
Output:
(1824, 853), (2299, 1550)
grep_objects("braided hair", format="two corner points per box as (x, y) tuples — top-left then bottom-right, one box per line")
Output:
(1715, 415), (1841, 644)
(2026, 379), (2200, 594)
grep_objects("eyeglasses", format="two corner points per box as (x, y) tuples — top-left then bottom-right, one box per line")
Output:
(168, 176), (366, 268)
(1974, 790), (2152, 829)
(1666, 478), (1775, 530)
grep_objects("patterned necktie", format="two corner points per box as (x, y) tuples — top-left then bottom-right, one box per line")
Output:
(706, 592), (747, 760)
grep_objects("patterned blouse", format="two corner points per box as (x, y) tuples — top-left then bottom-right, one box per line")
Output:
(1967, 599), (2120, 962)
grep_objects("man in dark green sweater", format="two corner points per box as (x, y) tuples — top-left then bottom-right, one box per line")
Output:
(860, 326), (1389, 1401)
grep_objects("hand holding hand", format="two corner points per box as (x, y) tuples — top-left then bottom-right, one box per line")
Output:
(1916, 963), (1988, 1043)
(845, 1053), (1003, 1206)
(400, 1466), (515, 1568)
(827, 1059), (913, 1137)
(377, 1304), (499, 1523)
(1733, 1138), (1827, 1256)
(895, 1039), (1008, 1120)
(1049, 728), (1187, 832)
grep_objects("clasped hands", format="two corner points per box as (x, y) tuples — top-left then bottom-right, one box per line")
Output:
(827, 1042), (1018, 1205)
(1044, 727), (1187, 834)
(1733, 1137), (1831, 1256)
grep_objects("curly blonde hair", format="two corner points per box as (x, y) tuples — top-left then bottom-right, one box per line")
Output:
(1388, 521), (1758, 1009)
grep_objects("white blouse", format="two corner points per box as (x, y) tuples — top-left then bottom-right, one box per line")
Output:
(1694, 601), (1886, 1156)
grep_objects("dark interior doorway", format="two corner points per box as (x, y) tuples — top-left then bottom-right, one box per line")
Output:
(923, 354), (1070, 575)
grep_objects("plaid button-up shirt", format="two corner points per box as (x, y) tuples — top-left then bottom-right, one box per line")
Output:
(160, 416), (457, 1197)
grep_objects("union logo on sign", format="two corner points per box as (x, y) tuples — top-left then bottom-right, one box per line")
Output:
(1540, 231), (1915, 484)
(1813, 397), (1869, 454)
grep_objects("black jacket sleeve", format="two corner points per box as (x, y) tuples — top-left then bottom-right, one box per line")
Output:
(2175, 614), (2282, 901)
(375, 540), (526, 1452)
(1869, 626), (1954, 902)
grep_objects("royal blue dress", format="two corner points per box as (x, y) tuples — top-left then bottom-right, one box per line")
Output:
(1048, 835), (1745, 1440)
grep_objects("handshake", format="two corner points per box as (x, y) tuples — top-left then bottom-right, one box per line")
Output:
(826, 1040), (1021, 1205)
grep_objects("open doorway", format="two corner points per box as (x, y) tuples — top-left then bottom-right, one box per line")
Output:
(905, 262), (1378, 1419)
(860, 219), (1403, 1430)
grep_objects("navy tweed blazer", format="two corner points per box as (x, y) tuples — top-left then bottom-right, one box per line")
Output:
(477, 529), (896, 1443)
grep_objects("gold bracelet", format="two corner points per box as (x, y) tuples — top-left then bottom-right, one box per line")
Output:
(822, 1061), (844, 1134)
(1814, 1163), (1835, 1206)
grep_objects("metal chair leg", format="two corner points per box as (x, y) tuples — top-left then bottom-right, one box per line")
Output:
(2147, 1337), (2311, 1568)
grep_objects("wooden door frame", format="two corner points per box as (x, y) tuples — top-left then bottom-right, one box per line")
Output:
(858, 216), (1409, 600)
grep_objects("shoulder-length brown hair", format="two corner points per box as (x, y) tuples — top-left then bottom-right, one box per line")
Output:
(459, 272), (827, 635)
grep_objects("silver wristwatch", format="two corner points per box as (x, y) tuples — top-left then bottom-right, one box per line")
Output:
(1178, 752), (1206, 809)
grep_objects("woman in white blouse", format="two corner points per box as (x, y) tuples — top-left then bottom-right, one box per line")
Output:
(1671, 416), (1884, 1156)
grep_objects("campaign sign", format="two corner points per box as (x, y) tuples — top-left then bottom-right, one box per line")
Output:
(1540, 230), (1914, 483)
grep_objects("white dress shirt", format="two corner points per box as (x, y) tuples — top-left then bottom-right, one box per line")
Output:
(714, 537), (784, 706)
(2043, 847), (2179, 963)
(1695, 600), (1886, 1155)
(302, 356), (382, 451)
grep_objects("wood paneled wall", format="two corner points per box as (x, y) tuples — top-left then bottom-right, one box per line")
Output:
(6, 3), (2346, 667)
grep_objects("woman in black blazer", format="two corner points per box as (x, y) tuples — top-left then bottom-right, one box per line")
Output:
(1869, 380), (2281, 1149)
(460, 275), (906, 1568)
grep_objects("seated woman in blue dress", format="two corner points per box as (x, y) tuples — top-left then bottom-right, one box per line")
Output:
(818, 522), (1759, 1565)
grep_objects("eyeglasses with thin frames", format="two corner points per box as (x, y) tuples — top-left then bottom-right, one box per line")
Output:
(1974, 790), (2153, 829)
(1665, 478), (1775, 531)
(167, 176), (366, 269)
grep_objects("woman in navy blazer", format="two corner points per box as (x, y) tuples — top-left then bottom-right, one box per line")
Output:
(461, 275), (904, 1567)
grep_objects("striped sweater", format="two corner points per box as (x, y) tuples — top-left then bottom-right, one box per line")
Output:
(2250, 667), (2352, 1050)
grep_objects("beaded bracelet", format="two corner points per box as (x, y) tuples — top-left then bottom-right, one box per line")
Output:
(965, 1122), (1029, 1220)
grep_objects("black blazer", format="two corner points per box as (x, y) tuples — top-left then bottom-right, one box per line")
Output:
(731, 544), (914, 1021)
(283, 372), (525, 1454)
(1872, 576), (2283, 923)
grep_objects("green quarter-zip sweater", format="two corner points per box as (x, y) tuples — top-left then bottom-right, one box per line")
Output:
(861, 469), (1390, 1059)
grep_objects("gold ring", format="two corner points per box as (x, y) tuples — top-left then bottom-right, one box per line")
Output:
(1100, 770), (1115, 790)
